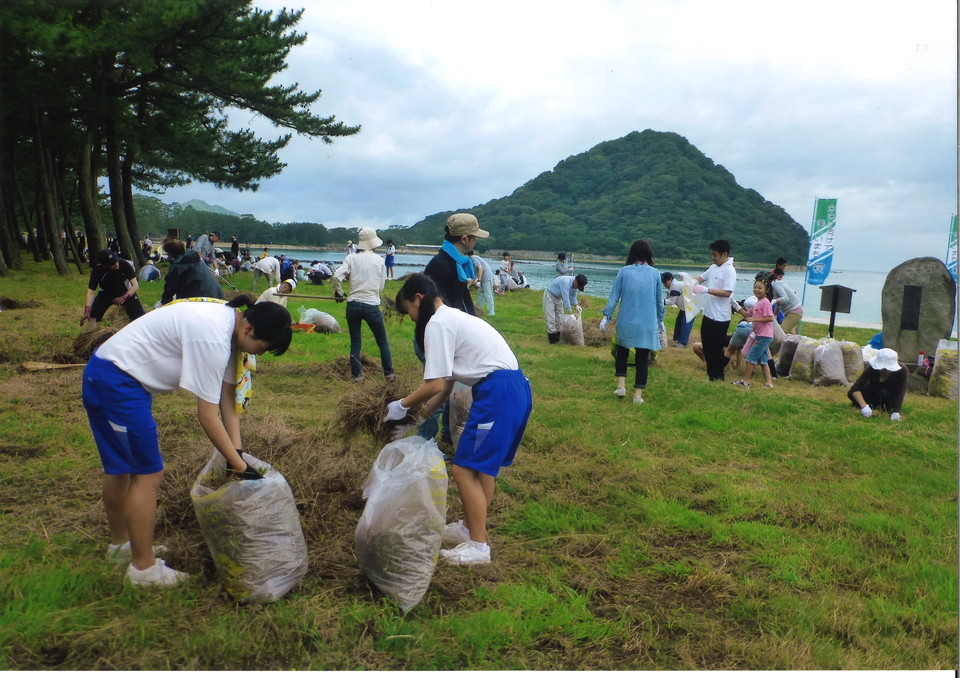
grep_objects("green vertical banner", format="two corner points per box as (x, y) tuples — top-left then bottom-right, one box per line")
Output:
(806, 198), (837, 286)
(947, 214), (958, 282)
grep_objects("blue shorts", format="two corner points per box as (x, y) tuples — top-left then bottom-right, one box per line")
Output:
(728, 322), (752, 349)
(82, 354), (163, 475)
(746, 335), (774, 365)
(454, 370), (532, 477)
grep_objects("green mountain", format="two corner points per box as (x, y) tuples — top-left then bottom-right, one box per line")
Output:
(183, 199), (240, 217)
(388, 130), (810, 263)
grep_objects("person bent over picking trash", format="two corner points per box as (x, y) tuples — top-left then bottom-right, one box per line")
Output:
(382, 273), (532, 566)
(82, 296), (292, 587)
(847, 347), (907, 421)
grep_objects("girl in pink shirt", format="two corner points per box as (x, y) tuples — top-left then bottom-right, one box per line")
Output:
(733, 278), (775, 388)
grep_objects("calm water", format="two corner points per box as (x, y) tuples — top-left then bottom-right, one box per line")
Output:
(278, 247), (908, 330)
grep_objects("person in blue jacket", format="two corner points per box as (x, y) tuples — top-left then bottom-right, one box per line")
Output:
(599, 239), (665, 404)
(543, 273), (587, 343)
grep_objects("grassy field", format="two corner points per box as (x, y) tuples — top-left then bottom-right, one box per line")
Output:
(0, 260), (956, 670)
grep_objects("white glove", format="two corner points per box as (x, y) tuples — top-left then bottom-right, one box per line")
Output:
(575, 305), (582, 314)
(213, 269), (221, 277)
(599, 317), (609, 333)
(890, 412), (901, 421)
(692, 285), (708, 295)
(382, 399), (410, 423)
(860, 405), (872, 418)
(659, 321), (666, 333)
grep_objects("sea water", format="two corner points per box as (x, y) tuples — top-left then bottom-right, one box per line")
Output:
(274, 247), (931, 331)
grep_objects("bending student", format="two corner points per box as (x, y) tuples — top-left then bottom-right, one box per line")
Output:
(82, 296), (292, 587)
(382, 274), (532, 567)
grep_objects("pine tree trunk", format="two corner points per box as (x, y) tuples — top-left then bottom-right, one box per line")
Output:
(105, 120), (136, 262)
(31, 106), (69, 274)
(121, 152), (145, 267)
(0, 140), (22, 270)
(53, 166), (85, 273)
(78, 125), (105, 257)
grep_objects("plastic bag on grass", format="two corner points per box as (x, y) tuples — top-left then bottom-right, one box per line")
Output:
(769, 317), (786, 358)
(355, 437), (448, 612)
(191, 450), (308, 603)
(928, 339), (958, 399)
(789, 338), (819, 383)
(839, 341), (864, 383)
(298, 305), (341, 333)
(812, 340), (849, 386)
(560, 312), (585, 345)
(776, 334), (803, 376)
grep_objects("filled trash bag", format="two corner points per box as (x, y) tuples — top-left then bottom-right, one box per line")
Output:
(560, 311), (585, 345)
(298, 305), (341, 333)
(812, 340), (849, 386)
(928, 339), (958, 399)
(776, 334), (803, 376)
(355, 437), (448, 612)
(191, 450), (308, 604)
(839, 341), (864, 383)
(789, 338), (819, 383)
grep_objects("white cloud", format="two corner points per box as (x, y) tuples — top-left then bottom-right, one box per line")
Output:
(157, 0), (958, 271)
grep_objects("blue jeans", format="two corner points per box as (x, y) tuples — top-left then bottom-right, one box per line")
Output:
(346, 301), (393, 378)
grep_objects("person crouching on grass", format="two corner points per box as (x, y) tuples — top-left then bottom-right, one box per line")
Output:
(82, 296), (292, 587)
(382, 274), (532, 566)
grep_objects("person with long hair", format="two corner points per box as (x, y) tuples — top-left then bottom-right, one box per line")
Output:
(732, 277), (776, 388)
(382, 274), (532, 566)
(82, 296), (292, 587)
(599, 239), (665, 403)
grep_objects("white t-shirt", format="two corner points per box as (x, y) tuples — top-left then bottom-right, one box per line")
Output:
(700, 258), (737, 321)
(96, 302), (238, 404)
(253, 256), (280, 274)
(257, 285), (287, 306)
(423, 305), (518, 385)
(333, 251), (385, 305)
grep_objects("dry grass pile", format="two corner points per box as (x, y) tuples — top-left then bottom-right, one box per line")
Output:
(72, 328), (118, 359)
(583, 318), (614, 347)
(337, 378), (418, 443)
(158, 409), (372, 582)
(0, 296), (43, 310)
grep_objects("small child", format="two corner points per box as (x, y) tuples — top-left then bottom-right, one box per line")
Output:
(733, 278), (775, 388)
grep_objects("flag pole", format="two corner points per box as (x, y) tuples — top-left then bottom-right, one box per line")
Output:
(797, 197), (818, 336)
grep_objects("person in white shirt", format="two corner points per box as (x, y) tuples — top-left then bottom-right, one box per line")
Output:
(82, 296), (292, 588)
(257, 278), (295, 306)
(690, 239), (737, 381)
(251, 255), (281, 291)
(333, 228), (394, 381)
(382, 273), (532, 567)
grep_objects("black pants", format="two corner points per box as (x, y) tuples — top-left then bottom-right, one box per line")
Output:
(615, 346), (650, 389)
(700, 316), (730, 381)
(848, 385), (897, 411)
(91, 292), (146, 322)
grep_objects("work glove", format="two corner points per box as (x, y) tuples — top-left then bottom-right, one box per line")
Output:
(860, 405), (872, 418)
(80, 305), (91, 326)
(599, 317), (609, 333)
(659, 321), (666, 333)
(890, 412), (901, 421)
(112, 293), (129, 306)
(382, 399), (410, 423)
(575, 305), (582, 314)
(213, 269), (221, 277)
(334, 290), (346, 303)
(692, 285), (708, 295)
(227, 463), (265, 481)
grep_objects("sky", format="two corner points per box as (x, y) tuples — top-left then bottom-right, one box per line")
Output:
(154, 0), (957, 272)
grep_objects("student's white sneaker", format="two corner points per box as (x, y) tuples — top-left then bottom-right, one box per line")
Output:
(440, 540), (491, 566)
(613, 387), (626, 398)
(107, 541), (168, 564)
(441, 520), (471, 546)
(126, 558), (190, 588)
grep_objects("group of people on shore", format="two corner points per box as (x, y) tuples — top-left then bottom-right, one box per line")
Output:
(81, 214), (904, 590)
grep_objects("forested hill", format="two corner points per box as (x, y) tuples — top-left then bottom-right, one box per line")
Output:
(388, 130), (809, 263)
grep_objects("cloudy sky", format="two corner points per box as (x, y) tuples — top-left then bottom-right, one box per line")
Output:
(156, 0), (957, 272)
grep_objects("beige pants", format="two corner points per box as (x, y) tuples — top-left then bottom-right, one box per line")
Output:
(780, 311), (802, 335)
(543, 291), (565, 334)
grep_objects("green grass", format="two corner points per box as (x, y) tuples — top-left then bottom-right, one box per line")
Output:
(0, 259), (956, 669)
